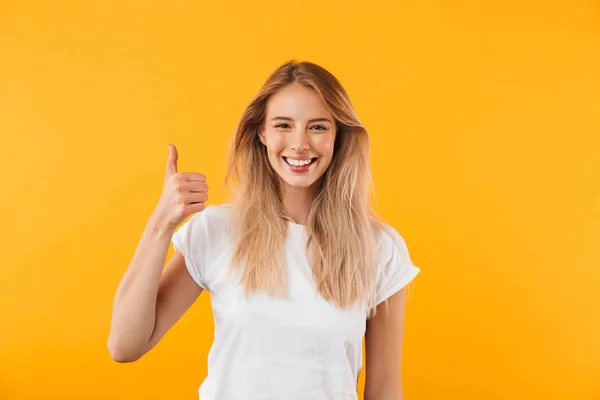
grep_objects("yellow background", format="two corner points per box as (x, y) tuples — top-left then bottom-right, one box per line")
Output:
(1, 0), (598, 399)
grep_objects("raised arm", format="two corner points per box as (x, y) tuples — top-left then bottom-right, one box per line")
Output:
(107, 144), (208, 362)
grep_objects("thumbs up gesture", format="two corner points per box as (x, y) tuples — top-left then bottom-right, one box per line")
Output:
(152, 144), (208, 232)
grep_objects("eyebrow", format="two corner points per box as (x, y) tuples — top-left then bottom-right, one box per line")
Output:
(271, 116), (333, 124)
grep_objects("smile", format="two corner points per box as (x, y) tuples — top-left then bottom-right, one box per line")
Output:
(282, 157), (318, 172)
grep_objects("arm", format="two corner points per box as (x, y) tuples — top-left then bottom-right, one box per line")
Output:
(364, 287), (407, 400)
(107, 215), (203, 363)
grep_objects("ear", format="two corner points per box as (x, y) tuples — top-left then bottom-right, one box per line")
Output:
(258, 126), (267, 145)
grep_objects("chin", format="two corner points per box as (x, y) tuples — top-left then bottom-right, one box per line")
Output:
(281, 178), (318, 190)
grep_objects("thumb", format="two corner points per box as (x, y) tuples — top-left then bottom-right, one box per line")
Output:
(166, 144), (178, 177)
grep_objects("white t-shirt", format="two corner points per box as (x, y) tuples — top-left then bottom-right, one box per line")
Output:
(171, 204), (420, 400)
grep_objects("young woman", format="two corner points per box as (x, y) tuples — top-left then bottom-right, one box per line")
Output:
(108, 60), (421, 399)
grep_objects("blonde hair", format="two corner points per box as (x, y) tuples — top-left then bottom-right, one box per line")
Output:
(225, 60), (391, 316)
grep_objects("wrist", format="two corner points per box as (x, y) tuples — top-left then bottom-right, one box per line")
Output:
(147, 213), (175, 239)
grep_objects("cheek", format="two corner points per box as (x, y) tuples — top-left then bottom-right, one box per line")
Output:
(266, 134), (286, 155)
(312, 134), (336, 156)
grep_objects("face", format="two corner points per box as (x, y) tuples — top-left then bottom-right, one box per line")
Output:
(259, 83), (337, 193)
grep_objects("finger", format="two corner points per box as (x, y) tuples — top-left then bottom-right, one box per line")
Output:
(166, 144), (178, 177)
(187, 192), (208, 204)
(189, 182), (209, 193)
(180, 172), (206, 182)
(180, 181), (208, 193)
(188, 202), (206, 213)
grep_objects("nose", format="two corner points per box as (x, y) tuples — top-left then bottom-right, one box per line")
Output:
(290, 129), (310, 152)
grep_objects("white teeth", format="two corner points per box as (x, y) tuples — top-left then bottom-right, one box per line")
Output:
(286, 158), (313, 167)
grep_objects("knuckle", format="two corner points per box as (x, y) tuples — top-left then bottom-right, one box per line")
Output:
(174, 173), (186, 184)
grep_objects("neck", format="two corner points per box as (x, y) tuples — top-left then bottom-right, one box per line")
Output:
(280, 183), (317, 225)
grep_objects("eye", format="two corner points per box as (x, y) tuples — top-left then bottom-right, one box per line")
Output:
(275, 123), (290, 129)
(310, 125), (327, 131)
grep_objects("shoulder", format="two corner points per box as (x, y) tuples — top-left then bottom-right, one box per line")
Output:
(202, 203), (232, 224)
(178, 203), (233, 241)
(376, 222), (409, 258)
(171, 204), (234, 292)
(372, 221), (420, 304)
(187, 203), (231, 223)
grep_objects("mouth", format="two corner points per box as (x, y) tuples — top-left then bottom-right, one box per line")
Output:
(282, 157), (318, 173)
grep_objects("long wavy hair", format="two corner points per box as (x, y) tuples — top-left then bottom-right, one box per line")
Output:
(225, 60), (390, 316)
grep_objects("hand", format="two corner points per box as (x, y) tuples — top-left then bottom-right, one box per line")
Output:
(152, 144), (208, 232)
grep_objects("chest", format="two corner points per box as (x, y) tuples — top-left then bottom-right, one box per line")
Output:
(206, 242), (368, 347)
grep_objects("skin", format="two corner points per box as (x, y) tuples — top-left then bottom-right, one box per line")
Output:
(258, 82), (337, 225)
(109, 82), (408, 399)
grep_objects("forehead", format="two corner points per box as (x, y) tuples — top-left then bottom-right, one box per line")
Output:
(266, 83), (332, 119)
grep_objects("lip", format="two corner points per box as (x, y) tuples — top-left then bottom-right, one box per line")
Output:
(282, 156), (318, 173)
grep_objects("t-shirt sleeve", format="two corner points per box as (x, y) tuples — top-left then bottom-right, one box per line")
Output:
(376, 225), (421, 305)
(170, 211), (210, 290)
